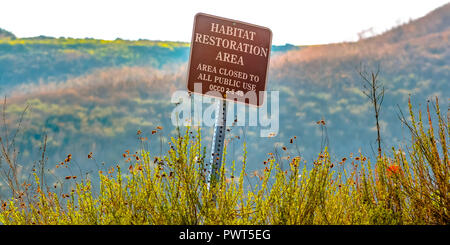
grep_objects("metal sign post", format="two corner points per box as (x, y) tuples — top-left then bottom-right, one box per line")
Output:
(206, 99), (227, 191)
(186, 12), (272, 200)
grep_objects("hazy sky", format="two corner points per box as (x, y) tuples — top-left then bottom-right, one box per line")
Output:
(1, 0), (448, 45)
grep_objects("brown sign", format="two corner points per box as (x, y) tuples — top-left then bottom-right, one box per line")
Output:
(187, 13), (272, 107)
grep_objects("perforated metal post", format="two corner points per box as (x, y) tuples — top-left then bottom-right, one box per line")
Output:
(207, 99), (227, 191)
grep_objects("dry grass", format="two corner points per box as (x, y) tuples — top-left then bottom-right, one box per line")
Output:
(0, 98), (447, 225)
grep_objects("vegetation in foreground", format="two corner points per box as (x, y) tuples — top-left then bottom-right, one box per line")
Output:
(0, 98), (448, 225)
(1, 4), (448, 176)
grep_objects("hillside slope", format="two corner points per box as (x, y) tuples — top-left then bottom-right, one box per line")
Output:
(0, 4), (448, 197)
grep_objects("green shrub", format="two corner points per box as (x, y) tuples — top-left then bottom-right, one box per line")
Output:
(0, 99), (448, 225)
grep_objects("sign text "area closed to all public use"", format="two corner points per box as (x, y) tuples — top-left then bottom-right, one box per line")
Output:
(187, 13), (272, 106)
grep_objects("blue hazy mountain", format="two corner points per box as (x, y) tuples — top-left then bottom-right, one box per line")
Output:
(0, 3), (448, 197)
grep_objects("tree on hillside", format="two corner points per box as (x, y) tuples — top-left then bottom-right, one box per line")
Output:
(359, 63), (385, 158)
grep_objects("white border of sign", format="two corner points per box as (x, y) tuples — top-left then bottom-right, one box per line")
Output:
(186, 12), (273, 107)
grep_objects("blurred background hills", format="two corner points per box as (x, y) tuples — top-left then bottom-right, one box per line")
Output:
(0, 3), (448, 196)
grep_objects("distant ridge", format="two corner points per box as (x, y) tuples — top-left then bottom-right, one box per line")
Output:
(366, 3), (450, 43)
(0, 28), (15, 39)
(269, 2), (450, 87)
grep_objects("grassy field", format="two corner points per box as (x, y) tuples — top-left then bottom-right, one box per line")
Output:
(0, 98), (447, 225)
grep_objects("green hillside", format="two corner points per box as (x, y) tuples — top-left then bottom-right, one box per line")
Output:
(0, 36), (190, 89)
(0, 34), (298, 89)
(0, 3), (448, 202)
